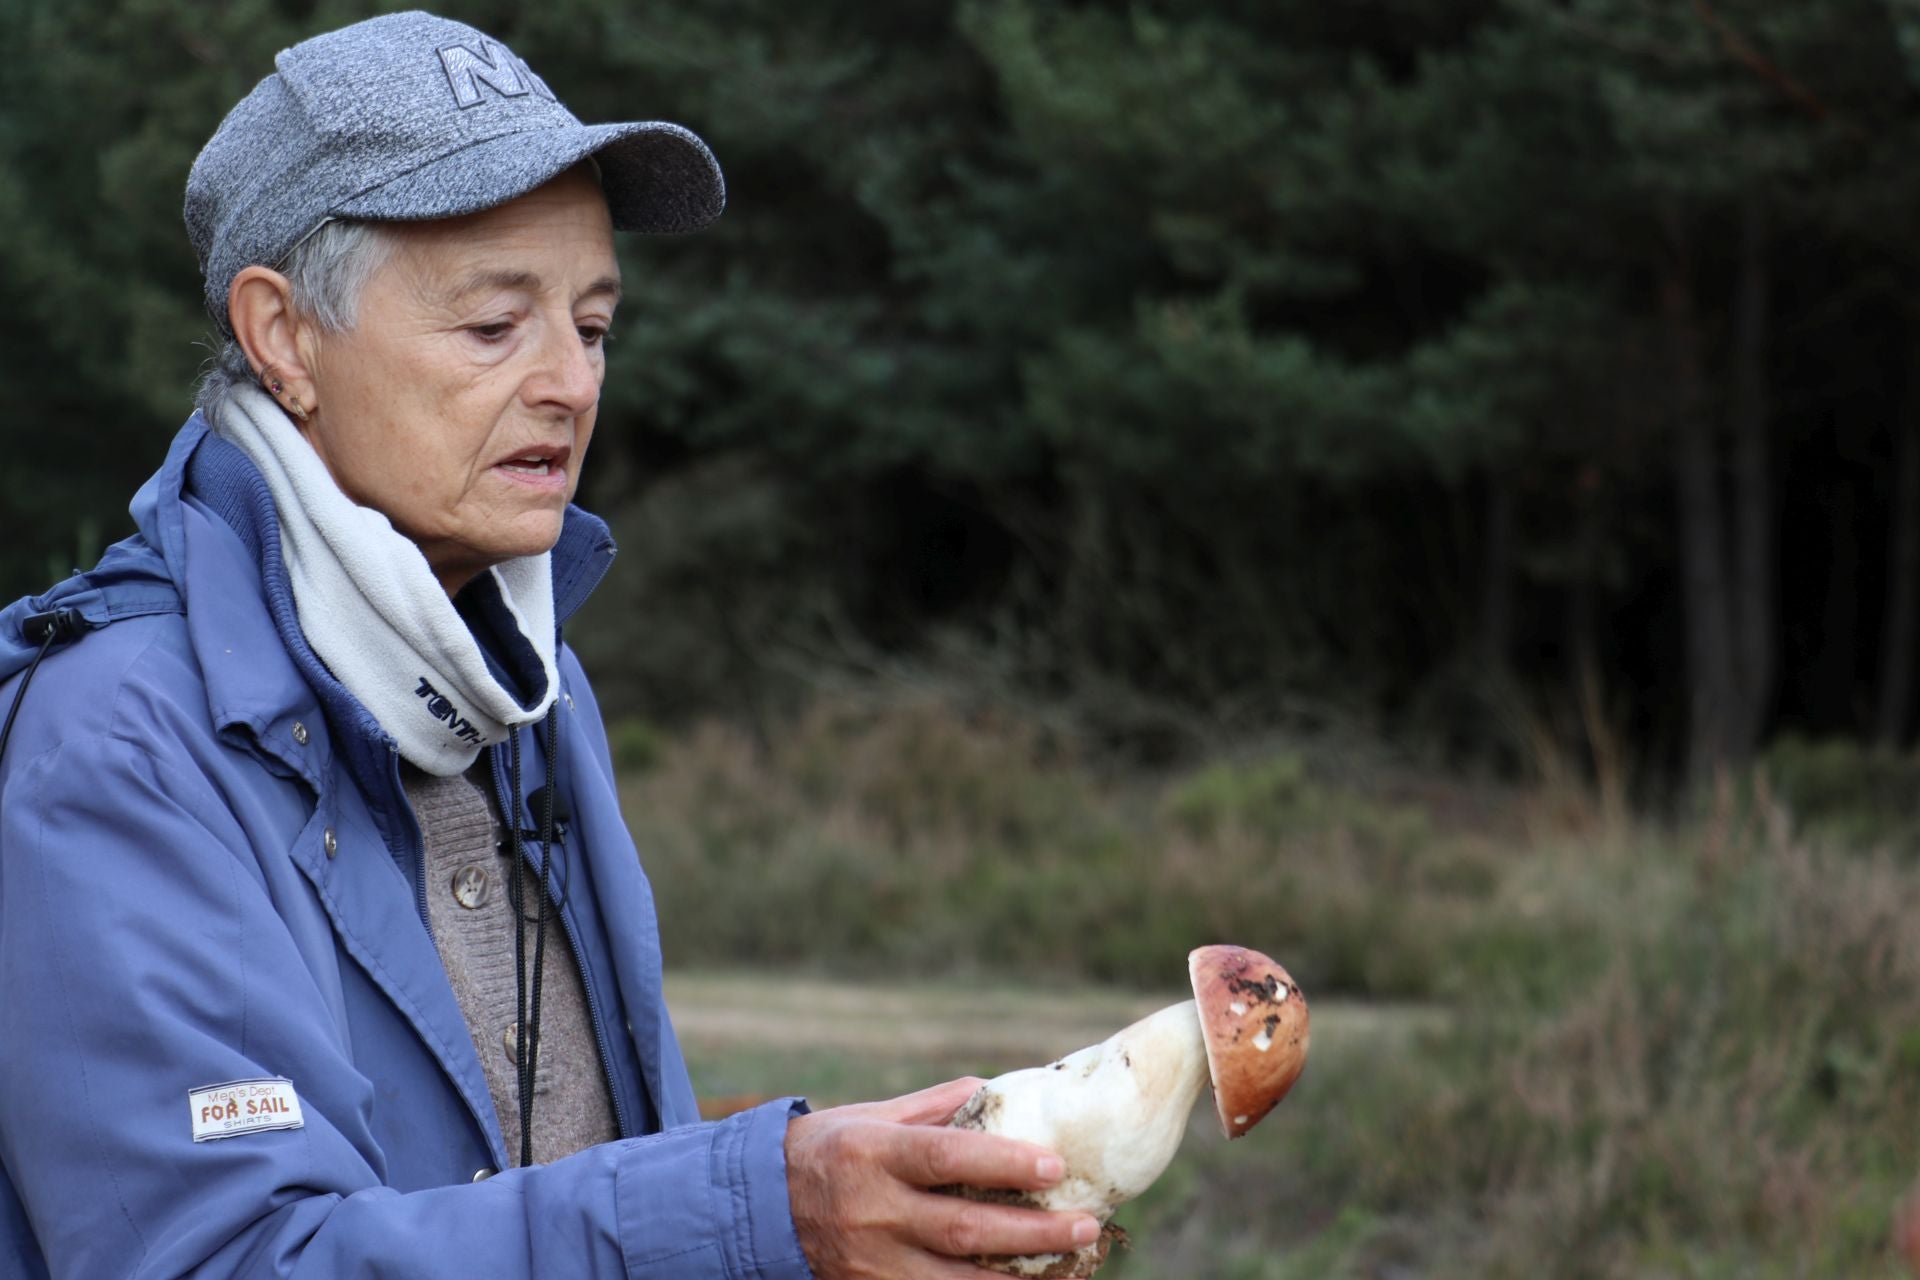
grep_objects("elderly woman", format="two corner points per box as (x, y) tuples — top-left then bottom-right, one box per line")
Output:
(0, 13), (1097, 1280)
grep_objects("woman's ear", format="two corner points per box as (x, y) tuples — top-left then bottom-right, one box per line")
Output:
(229, 267), (319, 423)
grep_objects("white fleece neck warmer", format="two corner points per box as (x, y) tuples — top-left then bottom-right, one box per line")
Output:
(213, 384), (558, 775)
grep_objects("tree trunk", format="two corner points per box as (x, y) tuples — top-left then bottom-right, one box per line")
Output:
(1479, 477), (1514, 677)
(1818, 480), (1860, 727)
(1566, 466), (1603, 704)
(1726, 201), (1773, 755)
(1662, 212), (1739, 786)
(1877, 375), (1920, 744)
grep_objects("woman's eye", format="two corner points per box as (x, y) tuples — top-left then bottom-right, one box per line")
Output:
(579, 324), (611, 348)
(469, 321), (514, 342)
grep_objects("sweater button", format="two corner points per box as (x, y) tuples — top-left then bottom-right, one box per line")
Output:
(291, 721), (309, 746)
(451, 864), (490, 909)
(322, 828), (337, 858)
(471, 1167), (496, 1182)
(503, 1022), (521, 1062)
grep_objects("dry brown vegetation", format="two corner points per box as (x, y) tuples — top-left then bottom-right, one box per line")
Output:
(627, 698), (1920, 1276)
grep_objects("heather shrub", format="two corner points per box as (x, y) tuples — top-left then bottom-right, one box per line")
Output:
(1429, 832), (1920, 1276)
(1762, 735), (1920, 852)
(634, 697), (1920, 1275)
(627, 699), (1503, 995)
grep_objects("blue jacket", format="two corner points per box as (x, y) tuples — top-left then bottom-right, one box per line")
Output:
(0, 416), (815, 1279)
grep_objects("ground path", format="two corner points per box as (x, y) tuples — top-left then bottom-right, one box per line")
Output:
(663, 971), (1440, 1112)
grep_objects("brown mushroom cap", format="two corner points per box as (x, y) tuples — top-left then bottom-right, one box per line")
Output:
(1188, 944), (1310, 1139)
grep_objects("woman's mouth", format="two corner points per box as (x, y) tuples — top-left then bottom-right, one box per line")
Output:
(493, 445), (571, 490)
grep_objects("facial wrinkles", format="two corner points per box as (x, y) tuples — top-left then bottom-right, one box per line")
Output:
(296, 170), (618, 592)
(438, 267), (622, 311)
(345, 236), (605, 473)
(453, 290), (608, 495)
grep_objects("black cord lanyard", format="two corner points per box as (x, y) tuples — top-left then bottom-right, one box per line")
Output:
(0, 610), (91, 770)
(507, 704), (561, 1169)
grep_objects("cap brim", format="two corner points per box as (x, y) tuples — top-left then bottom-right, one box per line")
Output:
(332, 120), (724, 234)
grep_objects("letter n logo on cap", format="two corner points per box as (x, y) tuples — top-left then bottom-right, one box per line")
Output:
(438, 38), (556, 108)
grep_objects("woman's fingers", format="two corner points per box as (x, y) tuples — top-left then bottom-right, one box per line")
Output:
(882, 1122), (1067, 1192)
(877, 1124), (1099, 1258)
(786, 1084), (1097, 1278)
(927, 1257), (1072, 1280)
(902, 1189), (1101, 1261)
(862, 1077), (989, 1125)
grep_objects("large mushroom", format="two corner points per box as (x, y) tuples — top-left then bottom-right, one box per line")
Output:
(944, 944), (1309, 1278)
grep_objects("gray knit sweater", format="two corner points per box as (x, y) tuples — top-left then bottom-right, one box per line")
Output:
(404, 763), (619, 1166)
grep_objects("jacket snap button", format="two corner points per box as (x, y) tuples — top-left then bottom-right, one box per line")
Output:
(291, 721), (309, 746)
(472, 1167), (496, 1182)
(451, 864), (490, 909)
(562, 692), (575, 711)
(502, 1022), (521, 1061)
(322, 828), (337, 858)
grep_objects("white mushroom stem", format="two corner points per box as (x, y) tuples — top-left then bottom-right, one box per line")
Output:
(955, 999), (1207, 1213)
(946, 945), (1308, 1278)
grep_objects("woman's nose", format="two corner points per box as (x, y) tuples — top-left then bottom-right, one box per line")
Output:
(526, 316), (602, 415)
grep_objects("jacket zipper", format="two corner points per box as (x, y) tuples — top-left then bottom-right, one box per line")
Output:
(487, 736), (634, 1140)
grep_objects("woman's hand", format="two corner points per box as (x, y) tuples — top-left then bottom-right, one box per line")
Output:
(785, 1078), (1102, 1278)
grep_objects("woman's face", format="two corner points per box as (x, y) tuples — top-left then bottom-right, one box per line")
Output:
(301, 168), (619, 594)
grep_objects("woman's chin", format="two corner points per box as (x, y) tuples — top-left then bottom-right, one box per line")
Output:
(424, 516), (567, 588)
(492, 518), (566, 565)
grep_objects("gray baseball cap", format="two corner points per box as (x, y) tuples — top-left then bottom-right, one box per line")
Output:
(186, 10), (725, 332)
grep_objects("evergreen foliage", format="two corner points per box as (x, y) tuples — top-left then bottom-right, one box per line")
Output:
(5, 0), (1919, 779)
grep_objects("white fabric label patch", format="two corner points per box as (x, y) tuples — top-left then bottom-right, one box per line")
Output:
(189, 1078), (305, 1143)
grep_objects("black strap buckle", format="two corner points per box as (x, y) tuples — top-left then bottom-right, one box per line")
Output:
(21, 609), (89, 647)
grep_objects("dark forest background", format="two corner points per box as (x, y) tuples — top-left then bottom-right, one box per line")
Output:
(8, 0), (1920, 792)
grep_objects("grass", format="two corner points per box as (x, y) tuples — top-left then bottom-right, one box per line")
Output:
(628, 697), (1920, 1277)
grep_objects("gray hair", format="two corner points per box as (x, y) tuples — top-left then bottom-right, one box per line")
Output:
(196, 218), (396, 416)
